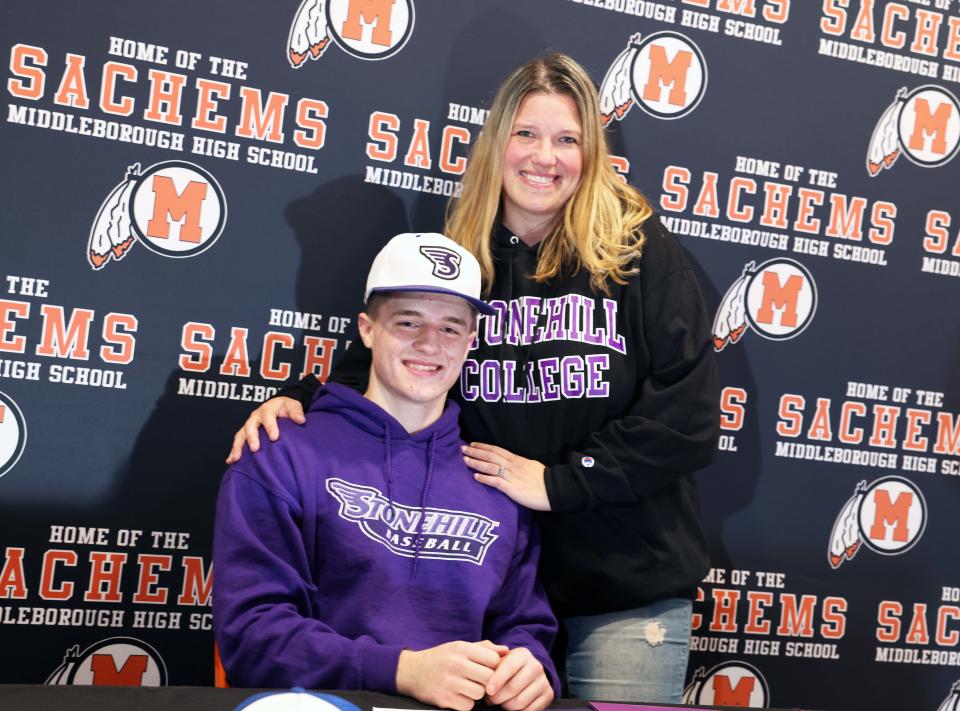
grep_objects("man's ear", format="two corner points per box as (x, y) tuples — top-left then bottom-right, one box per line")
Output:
(460, 330), (477, 362)
(357, 311), (374, 349)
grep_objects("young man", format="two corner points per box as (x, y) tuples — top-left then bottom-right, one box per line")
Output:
(213, 233), (558, 711)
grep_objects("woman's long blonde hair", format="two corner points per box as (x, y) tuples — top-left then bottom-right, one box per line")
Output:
(445, 53), (653, 294)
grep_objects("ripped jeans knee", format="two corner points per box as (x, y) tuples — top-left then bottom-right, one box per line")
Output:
(563, 597), (693, 703)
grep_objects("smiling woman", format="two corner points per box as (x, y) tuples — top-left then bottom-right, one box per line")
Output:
(500, 93), (584, 243)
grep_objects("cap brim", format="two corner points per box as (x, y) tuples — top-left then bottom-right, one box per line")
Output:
(368, 286), (495, 315)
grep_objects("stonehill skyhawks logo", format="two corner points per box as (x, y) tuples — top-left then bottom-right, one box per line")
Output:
(682, 662), (770, 708)
(599, 32), (707, 124)
(87, 161), (227, 270)
(713, 258), (817, 352)
(867, 85), (960, 176)
(326, 478), (499, 565)
(828, 476), (927, 569)
(45, 637), (167, 686)
(287, 0), (415, 68)
(0, 391), (27, 479)
(419, 246), (460, 280)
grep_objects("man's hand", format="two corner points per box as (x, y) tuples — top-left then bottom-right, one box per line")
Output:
(483, 647), (554, 711)
(226, 396), (305, 464)
(396, 641), (506, 711)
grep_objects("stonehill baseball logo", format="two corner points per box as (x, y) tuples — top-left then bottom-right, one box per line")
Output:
(288, 0), (415, 69)
(87, 161), (227, 270)
(419, 246), (460, 280)
(867, 85), (960, 176)
(682, 661), (770, 708)
(828, 476), (927, 569)
(0, 391), (27, 479)
(599, 32), (707, 124)
(45, 637), (167, 686)
(326, 478), (499, 565)
(713, 258), (817, 352)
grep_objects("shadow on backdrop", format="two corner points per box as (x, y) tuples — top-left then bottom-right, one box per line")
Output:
(112, 179), (408, 684)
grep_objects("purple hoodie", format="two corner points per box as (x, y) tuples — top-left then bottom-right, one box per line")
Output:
(213, 382), (558, 694)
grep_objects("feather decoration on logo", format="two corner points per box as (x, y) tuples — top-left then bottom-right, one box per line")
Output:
(44, 644), (81, 685)
(87, 164), (141, 270)
(828, 480), (867, 569)
(599, 34), (641, 126)
(288, 0), (330, 68)
(937, 681), (960, 711)
(681, 666), (706, 704)
(712, 262), (754, 351)
(866, 88), (907, 176)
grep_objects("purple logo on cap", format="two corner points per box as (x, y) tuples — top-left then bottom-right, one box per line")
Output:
(419, 246), (461, 280)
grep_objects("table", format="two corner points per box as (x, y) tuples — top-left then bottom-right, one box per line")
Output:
(0, 684), (802, 710)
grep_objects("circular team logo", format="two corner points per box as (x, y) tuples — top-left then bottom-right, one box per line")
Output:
(0, 391), (26, 478)
(689, 661), (770, 707)
(326, 0), (415, 60)
(46, 637), (167, 686)
(629, 32), (707, 119)
(857, 476), (927, 556)
(130, 161), (227, 259)
(897, 85), (960, 168)
(744, 258), (817, 341)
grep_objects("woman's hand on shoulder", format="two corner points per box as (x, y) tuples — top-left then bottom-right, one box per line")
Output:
(225, 397), (306, 464)
(463, 443), (551, 511)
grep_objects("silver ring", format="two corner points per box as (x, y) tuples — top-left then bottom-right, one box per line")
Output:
(497, 465), (506, 478)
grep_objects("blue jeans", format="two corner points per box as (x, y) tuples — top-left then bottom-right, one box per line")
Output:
(563, 598), (693, 703)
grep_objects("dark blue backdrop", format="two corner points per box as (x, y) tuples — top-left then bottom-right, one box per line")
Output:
(2, 1), (959, 708)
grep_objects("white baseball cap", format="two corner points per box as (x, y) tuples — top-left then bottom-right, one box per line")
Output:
(364, 232), (495, 315)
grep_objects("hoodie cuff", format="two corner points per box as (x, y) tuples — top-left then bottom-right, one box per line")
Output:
(360, 641), (404, 694)
(545, 464), (588, 513)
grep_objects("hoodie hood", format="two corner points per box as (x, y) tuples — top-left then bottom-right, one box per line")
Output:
(310, 381), (462, 450)
(491, 223), (543, 304)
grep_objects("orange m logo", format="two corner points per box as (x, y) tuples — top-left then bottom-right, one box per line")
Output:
(146, 176), (208, 244)
(756, 271), (802, 327)
(341, 0), (396, 47)
(711, 674), (756, 706)
(90, 654), (149, 686)
(907, 98), (954, 157)
(642, 44), (693, 107)
(869, 489), (913, 543)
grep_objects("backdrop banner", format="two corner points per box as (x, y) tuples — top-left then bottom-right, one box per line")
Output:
(1, 1), (959, 708)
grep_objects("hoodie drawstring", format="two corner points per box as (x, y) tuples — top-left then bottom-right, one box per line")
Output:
(411, 431), (437, 578)
(499, 236), (518, 401)
(500, 234), (550, 401)
(383, 427), (395, 526)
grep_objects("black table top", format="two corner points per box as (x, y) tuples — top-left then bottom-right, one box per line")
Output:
(0, 684), (803, 711)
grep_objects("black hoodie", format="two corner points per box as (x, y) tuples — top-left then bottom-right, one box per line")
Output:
(284, 216), (719, 618)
